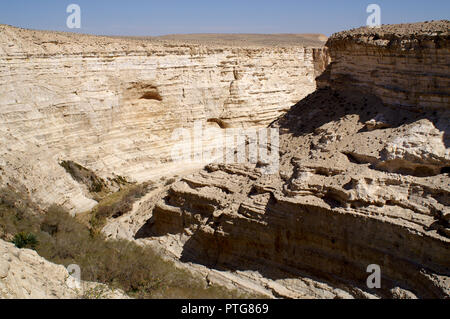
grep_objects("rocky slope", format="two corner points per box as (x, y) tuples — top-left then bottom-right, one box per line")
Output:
(0, 24), (327, 213)
(0, 239), (127, 299)
(105, 21), (450, 298)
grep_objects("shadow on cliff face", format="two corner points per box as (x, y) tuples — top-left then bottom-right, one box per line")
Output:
(135, 211), (365, 298)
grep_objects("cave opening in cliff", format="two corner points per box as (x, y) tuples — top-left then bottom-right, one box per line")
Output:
(140, 91), (163, 101)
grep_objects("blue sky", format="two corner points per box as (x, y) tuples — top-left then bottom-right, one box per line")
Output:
(0, 0), (448, 36)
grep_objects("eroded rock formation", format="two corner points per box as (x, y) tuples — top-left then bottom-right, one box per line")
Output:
(107, 21), (450, 298)
(0, 24), (327, 213)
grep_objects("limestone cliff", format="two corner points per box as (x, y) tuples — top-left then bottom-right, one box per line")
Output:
(0, 25), (327, 213)
(108, 21), (450, 298)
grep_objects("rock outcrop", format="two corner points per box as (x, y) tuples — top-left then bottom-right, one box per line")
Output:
(320, 20), (449, 110)
(0, 239), (127, 299)
(109, 21), (450, 298)
(0, 24), (327, 213)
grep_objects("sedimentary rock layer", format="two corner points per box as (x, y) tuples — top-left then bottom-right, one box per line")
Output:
(0, 25), (327, 212)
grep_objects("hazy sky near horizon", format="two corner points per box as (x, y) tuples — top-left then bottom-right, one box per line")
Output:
(0, 0), (448, 36)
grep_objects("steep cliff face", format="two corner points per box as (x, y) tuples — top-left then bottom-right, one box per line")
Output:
(112, 21), (450, 298)
(320, 20), (449, 110)
(0, 25), (327, 212)
(0, 239), (127, 299)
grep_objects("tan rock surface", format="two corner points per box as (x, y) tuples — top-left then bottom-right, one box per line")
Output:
(1, 21), (448, 299)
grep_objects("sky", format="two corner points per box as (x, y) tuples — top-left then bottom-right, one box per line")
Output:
(0, 0), (448, 36)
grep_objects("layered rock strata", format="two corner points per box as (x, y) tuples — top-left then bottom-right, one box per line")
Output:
(0, 25), (327, 212)
(115, 21), (450, 298)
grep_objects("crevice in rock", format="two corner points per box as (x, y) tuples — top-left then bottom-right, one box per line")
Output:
(125, 82), (163, 101)
(322, 192), (346, 208)
(376, 160), (442, 177)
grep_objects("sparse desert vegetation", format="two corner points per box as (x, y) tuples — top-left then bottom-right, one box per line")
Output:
(0, 187), (258, 298)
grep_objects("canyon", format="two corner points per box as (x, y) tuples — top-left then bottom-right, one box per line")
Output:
(0, 20), (449, 298)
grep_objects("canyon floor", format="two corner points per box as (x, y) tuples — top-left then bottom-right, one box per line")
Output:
(0, 21), (449, 299)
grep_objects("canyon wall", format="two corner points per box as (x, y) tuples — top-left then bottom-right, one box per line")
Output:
(0, 25), (327, 212)
(320, 21), (450, 110)
(121, 21), (450, 298)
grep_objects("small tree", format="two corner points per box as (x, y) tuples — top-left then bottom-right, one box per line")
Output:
(12, 232), (38, 249)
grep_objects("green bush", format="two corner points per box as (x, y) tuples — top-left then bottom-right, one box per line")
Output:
(12, 231), (38, 249)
